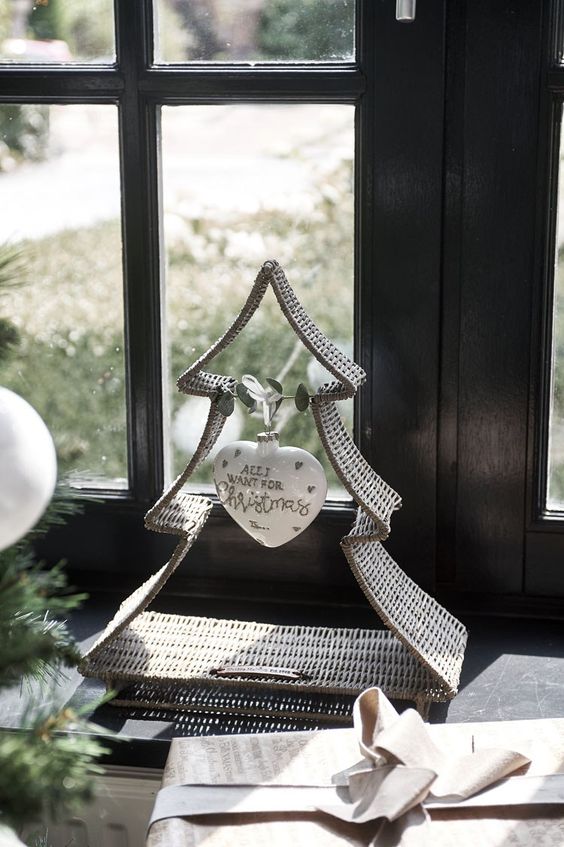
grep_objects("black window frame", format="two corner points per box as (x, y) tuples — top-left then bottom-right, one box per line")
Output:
(0, 0), (449, 611)
(27, 0), (564, 618)
(5, 0), (564, 622)
(524, 0), (564, 599)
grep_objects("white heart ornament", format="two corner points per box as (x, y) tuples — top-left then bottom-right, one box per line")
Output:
(213, 432), (327, 547)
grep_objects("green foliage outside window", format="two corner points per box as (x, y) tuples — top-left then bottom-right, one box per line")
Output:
(26, 0), (63, 42)
(0, 154), (353, 488)
(0, 105), (49, 163)
(548, 248), (564, 504)
(0, 0), (114, 60)
(259, 0), (354, 61)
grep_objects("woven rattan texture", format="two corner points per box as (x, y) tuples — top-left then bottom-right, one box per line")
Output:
(269, 261), (365, 398)
(85, 612), (438, 703)
(341, 511), (467, 695)
(79, 496), (212, 665)
(80, 261), (468, 713)
(312, 400), (401, 539)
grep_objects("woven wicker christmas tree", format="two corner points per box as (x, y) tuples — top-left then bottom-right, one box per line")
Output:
(79, 261), (467, 719)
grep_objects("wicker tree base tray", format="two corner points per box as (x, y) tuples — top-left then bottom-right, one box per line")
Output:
(84, 611), (447, 718)
(79, 262), (468, 718)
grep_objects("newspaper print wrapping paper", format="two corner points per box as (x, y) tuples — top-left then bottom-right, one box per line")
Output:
(147, 687), (564, 846)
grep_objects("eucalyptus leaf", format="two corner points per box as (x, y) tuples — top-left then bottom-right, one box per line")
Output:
(275, 398), (283, 414)
(295, 383), (310, 412)
(266, 377), (284, 395)
(217, 391), (235, 416)
(236, 382), (255, 408)
(241, 374), (265, 402)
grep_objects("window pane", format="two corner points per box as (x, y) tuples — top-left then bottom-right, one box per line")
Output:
(161, 104), (354, 497)
(0, 0), (115, 63)
(0, 104), (127, 487)
(155, 0), (354, 64)
(548, 116), (564, 507)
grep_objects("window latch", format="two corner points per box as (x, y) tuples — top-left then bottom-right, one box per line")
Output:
(396, 0), (416, 22)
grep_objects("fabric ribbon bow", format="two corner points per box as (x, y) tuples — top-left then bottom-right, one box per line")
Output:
(316, 687), (530, 843)
(241, 374), (283, 428)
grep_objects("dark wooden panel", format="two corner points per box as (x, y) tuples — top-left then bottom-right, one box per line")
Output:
(436, 0), (466, 585)
(35, 500), (368, 607)
(358, 0), (446, 591)
(448, 0), (543, 592)
(525, 531), (564, 596)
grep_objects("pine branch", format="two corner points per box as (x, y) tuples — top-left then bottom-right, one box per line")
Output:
(0, 707), (108, 830)
(0, 245), (27, 297)
(25, 481), (83, 540)
(0, 485), (86, 689)
(0, 613), (81, 687)
(0, 553), (86, 620)
(0, 317), (19, 364)
(0, 563), (85, 689)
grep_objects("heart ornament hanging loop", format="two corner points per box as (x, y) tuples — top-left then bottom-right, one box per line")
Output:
(213, 431), (327, 547)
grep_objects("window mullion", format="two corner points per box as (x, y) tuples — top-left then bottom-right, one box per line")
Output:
(139, 67), (364, 102)
(116, 0), (164, 502)
(0, 68), (123, 100)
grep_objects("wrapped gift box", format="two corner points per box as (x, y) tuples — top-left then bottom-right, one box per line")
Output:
(147, 715), (564, 846)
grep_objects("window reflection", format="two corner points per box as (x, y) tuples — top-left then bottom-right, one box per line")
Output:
(0, 0), (115, 64)
(155, 0), (355, 64)
(161, 104), (354, 496)
(0, 104), (127, 487)
(548, 116), (564, 507)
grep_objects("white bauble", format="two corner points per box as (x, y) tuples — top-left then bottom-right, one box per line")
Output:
(0, 825), (26, 847)
(0, 387), (57, 551)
